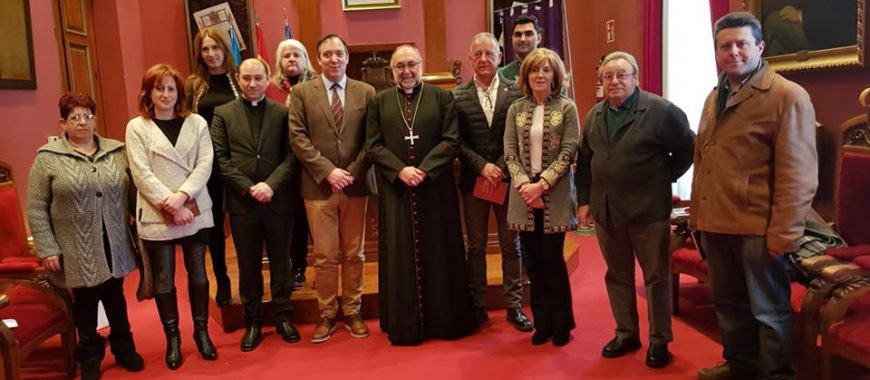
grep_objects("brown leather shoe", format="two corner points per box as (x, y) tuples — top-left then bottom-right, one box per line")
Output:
(697, 362), (730, 380)
(344, 313), (370, 338)
(310, 317), (336, 344)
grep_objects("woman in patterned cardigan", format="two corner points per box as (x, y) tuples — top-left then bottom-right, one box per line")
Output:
(504, 48), (579, 347)
(27, 93), (144, 380)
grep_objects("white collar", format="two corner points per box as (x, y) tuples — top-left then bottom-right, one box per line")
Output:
(321, 74), (347, 90)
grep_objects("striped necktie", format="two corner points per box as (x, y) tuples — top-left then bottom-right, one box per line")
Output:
(331, 83), (343, 127)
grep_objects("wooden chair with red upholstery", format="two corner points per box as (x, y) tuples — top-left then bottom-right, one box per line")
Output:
(0, 160), (75, 380)
(804, 90), (870, 380)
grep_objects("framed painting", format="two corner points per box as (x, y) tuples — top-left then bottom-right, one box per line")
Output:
(0, 0), (36, 89)
(184, 0), (256, 67)
(342, 0), (400, 12)
(744, 0), (865, 72)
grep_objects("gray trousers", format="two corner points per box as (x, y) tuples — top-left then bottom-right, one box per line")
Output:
(596, 219), (672, 344)
(462, 192), (523, 309)
(698, 232), (795, 380)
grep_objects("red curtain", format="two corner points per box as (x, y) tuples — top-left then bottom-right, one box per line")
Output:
(641, 0), (662, 95)
(709, 0), (730, 27)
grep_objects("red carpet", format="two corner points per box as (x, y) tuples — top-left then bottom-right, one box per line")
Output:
(18, 234), (863, 379)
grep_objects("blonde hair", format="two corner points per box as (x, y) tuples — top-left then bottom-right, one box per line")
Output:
(518, 48), (567, 98)
(271, 39), (315, 87)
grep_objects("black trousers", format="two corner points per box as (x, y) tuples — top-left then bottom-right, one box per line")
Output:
(290, 191), (310, 274)
(206, 174), (230, 285)
(71, 277), (135, 361)
(230, 206), (294, 326)
(147, 238), (209, 294)
(518, 210), (575, 335)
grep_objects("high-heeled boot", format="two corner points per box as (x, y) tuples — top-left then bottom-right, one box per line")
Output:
(154, 289), (182, 369)
(190, 282), (217, 360)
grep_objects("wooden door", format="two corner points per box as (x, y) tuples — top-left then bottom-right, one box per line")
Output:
(54, 0), (105, 135)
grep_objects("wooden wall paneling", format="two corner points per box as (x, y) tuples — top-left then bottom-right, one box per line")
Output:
(421, 0), (448, 72)
(294, 0), (321, 65)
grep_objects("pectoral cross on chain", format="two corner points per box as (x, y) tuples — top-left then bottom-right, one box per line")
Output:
(404, 133), (420, 146)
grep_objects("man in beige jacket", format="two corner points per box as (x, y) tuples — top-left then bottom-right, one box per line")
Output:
(288, 33), (376, 343)
(692, 12), (818, 380)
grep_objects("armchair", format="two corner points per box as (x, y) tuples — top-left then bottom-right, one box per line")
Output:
(804, 90), (870, 380)
(0, 160), (75, 379)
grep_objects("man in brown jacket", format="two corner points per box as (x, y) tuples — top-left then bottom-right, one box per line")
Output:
(288, 33), (376, 343)
(692, 12), (818, 380)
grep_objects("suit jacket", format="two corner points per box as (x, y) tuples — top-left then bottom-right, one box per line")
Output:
(126, 114), (215, 240)
(211, 98), (296, 214)
(288, 76), (376, 199)
(691, 63), (818, 252)
(504, 96), (580, 233)
(452, 75), (521, 192)
(576, 90), (695, 228)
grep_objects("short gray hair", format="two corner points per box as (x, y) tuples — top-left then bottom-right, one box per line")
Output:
(599, 51), (639, 78)
(469, 32), (499, 51)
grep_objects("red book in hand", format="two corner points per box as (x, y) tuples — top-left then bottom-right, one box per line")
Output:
(473, 176), (508, 205)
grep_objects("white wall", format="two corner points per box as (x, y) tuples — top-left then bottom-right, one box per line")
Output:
(663, 0), (719, 200)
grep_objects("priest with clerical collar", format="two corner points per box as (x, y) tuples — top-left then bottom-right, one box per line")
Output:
(365, 44), (477, 346)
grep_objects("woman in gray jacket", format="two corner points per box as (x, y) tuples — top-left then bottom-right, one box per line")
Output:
(504, 48), (579, 347)
(27, 93), (144, 380)
(126, 64), (216, 369)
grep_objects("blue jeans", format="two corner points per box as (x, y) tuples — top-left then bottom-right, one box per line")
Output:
(699, 232), (795, 380)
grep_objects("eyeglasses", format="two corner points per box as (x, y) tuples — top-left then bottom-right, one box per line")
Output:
(67, 114), (96, 123)
(393, 61), (421, 71)
(602, 72), (635, 81)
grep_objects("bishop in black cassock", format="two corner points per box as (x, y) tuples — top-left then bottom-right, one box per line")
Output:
(365, 45), (476, 345)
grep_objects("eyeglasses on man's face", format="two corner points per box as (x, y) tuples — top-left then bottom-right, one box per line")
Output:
(67, 114), (96, 123)
(393, 61), (421, 71)
(602, 72), (635, 82)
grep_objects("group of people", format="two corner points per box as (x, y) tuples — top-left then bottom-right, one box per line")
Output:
(24, 10), (816, 380)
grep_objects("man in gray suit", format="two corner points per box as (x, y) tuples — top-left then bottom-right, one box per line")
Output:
(211, 58), (299, 351)
(575, 51), (695, 368)
(288, 34), (376, 344)
(453, 32), (531, 332)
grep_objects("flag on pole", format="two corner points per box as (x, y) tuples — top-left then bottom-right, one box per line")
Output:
(255, 17), (270, 63)
(283, 8), (293, 39)
(227, 26), (242, 67)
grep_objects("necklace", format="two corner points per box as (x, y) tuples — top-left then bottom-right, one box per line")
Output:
(395, 83), (424, 146)
(69, 140), (98, 162)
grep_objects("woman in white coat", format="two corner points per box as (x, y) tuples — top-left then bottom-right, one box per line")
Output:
(126, 63), (216, 369)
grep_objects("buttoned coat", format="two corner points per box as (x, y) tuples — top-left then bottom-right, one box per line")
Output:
(211, 98), (296, 214)
(27, 135), (138, 288)
(453, 75), (522, 192)
(504, 96), (580, 233)
(125, 114), (215, 241)
(576, 90), (695, 228)
(691, 63), (818, 252)
(288, 77), (376, 199)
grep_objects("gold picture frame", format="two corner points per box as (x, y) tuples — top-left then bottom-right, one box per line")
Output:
(0, 0), (36, 89)
(342, 0), (400, 12)
(744, 0), (865, 72)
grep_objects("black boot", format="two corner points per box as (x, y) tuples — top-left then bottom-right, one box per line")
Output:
(190, 282), (218, 360)
(77, 334), (105, 380)
(108, 330), (144, 372)
(155, 290), (182, 370)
